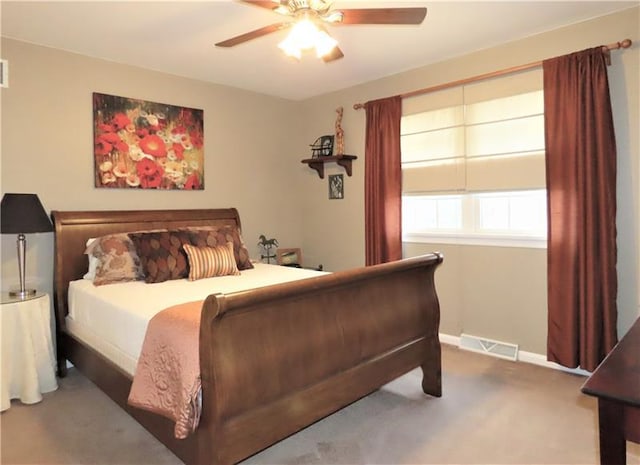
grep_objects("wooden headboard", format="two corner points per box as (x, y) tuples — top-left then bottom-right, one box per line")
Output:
(51, 208), (243, 335)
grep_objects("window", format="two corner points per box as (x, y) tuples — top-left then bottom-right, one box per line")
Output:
(403, 194), (462, 232)
(476, 190), (546, 236)
(401, 70), (546, 248)
(403, 190), (546, 246)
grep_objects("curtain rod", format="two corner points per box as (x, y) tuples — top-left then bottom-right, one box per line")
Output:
(353, 39), (632, 110)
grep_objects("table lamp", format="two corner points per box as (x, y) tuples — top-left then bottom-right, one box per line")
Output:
(1, 193), (53, 299)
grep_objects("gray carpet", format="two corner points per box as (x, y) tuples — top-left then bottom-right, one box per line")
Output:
(2, 344), (639, 464)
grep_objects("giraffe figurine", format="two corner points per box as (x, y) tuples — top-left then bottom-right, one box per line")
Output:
(335, 106), (344, 156)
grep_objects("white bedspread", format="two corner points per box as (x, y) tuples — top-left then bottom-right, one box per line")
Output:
(67, 263), (325, 375)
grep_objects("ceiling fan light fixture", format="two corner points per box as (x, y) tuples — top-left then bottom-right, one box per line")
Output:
(310, 0), (334, 13)
(321, 10), (343, 23)
(314, 30), (338, 58)
(221, 1), (427, 62)
(278, 18), (337, 60)
(274, 5), (291, 15)
(278, 39), (302, 59)
(278, 18), (316, 58)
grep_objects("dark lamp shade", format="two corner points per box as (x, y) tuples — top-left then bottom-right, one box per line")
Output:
(1, 193), (53, 234)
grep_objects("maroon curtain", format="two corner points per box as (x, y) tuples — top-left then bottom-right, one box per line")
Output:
(543, 47), (618, 372)
(364, 96), (402, 266)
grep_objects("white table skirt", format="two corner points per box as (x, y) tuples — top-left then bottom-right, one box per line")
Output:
(1, 293), (58, 411)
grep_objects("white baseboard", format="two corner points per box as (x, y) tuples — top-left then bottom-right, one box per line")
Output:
(439, 332), (591, 377)
(516, 350), (591, 376)
(439, 333), (461, 347)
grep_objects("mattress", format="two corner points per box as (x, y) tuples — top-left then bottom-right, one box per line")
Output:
(67, 263), (325, 375)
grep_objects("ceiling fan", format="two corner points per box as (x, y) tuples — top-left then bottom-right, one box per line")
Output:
(215, 0), (427, 62)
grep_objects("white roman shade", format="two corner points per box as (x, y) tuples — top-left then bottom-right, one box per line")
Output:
(401, 69), (545, 194)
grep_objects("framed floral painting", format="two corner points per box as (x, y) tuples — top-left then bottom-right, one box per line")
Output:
(93, 92), (204, 190)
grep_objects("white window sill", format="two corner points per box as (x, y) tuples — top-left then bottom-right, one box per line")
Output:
(403, 232), (547, 249)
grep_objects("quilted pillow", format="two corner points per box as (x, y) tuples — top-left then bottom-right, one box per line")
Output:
(86, 234), (145, 286)
(183, 242), (240, 280)
(129, 230), (192, 283)
(186, 226), (253, 270)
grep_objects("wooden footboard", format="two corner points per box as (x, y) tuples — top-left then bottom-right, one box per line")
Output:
(52, 209), (443, 465)
(196, 253), (443, 465)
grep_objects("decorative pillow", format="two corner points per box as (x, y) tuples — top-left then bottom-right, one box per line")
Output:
(84, 255), (99, 280)
(87, 234), (145, 286)
(183, 242), (240, 281)
(83, 238), (98, 280)
(129, 230), (193, 283)
(186, 226), (253, 270)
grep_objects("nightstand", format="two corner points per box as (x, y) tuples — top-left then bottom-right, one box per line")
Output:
(1, 292), (58, 411)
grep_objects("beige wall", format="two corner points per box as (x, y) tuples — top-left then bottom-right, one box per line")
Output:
(298, 7), (640, 354)
(0, 38), (305, 296)
(404, 243), (548, 354)
(1, 7), (638, 359)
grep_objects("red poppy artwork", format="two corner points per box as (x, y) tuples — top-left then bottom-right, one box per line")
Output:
(93, 93), (204, 190)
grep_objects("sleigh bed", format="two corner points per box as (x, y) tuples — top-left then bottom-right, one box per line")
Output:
(52, 208), (443, 465)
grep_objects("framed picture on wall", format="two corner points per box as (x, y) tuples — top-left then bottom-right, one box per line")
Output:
(329, 174), (344, 199)
(93, 92), (204, 190)
(0, 60), (8, 88)
(277, 248), (302, 267)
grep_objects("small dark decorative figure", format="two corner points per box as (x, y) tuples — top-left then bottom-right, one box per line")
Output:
(258, 234), (278, 263)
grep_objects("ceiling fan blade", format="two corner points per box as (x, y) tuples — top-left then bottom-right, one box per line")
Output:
(338, 7), (427, 25)
(239, 1), (284, 13)
(215, 23), (291, 48)
(322, 45), (344, 63)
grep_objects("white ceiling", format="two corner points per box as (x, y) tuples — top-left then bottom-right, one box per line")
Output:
(1, 1), (636, 100)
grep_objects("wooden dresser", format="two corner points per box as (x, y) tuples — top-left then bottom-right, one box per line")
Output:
(582, 317), (640, 464)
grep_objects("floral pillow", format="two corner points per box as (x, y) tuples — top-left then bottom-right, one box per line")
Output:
(86, 234), (145, 286)
(128, 230), (193, 283)
(183, 242), (240, 280)
(185, 226), (253, 270)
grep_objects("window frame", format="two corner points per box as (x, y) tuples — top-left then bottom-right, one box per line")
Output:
(402, 190), (548, 249)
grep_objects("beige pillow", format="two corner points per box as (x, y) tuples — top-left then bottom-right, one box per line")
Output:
(87, 234), (145, 286)
(183, 242), (240, 281)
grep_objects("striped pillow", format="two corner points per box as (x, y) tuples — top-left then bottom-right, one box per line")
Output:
(183, 242), (240, 281)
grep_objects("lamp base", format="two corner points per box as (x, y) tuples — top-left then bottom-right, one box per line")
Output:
(9, 288), (37, 299)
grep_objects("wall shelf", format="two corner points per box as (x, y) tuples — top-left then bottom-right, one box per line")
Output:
(301, 155), (357, 179)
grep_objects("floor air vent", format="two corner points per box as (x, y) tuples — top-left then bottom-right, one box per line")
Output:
(459, 333), (519, 361)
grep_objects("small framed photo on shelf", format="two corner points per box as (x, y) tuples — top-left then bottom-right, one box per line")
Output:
(277, 248), (302, 267)
(310, 135), (334, 158)
(328, 174), (344, 200)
